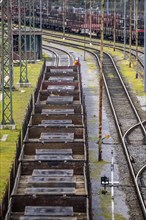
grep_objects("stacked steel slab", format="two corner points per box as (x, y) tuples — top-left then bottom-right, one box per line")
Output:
(6, 65), (89, 220)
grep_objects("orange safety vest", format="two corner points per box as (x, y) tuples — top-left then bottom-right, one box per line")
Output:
(73, 60), (80, 66)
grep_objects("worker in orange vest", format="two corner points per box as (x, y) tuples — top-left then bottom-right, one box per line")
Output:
(73, 57), (81, 73)
(73, 57), (80, 66)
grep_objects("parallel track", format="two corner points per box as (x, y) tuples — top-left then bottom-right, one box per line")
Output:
(43, 39), (146, 218)
(5, 38), (146, 219)
(43, 31), (145, 69)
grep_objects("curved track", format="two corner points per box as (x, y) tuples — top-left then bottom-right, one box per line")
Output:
(43, 31), (145, 69)
(42, 38), (146, 218)
(42, 45), (73, 66)
(98, 52), (146, 218)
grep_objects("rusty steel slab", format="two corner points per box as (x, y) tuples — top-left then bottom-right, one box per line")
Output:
(28, 176), (76, 187)
(50, 69), (74, 73)
(32, 169), (74, 177)
(27, 181), (76, 188)
(47, 85), (75, 92)
(36, 149), (72, 155)
(39, 120), (73, 127)
(20, 217), (77, 220)
(41, 109), (74, 115)
(25, 187), (75, 195)
(39, 132), (74, 142)
(48, 77), (74, 82)
(41, 120), (73, 124)
(50, 69), (74, 72)
(24, 206), (73, 216)
(28, 179), (76, 188)
(46, 96), (73, 105)
(35, 155), (73, 161)
(38, 124), (74, 128)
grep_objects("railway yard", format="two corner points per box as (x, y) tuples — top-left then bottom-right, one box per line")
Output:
(42, 35), (146, 220)
(0, 1), (146, 220)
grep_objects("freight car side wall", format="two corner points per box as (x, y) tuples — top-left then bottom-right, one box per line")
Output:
(5, 64), (90, 220)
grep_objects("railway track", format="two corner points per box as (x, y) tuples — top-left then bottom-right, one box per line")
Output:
(97, 51), (146, 218)
(5, 47), (90, 219)
(43, 45), (74, 66)
(4, 39), (146, 219)
(42, 45), (74, 66)
(42, 47), (59, 66)
(43, 31), (145, 69)
(42, 40), (146, 218)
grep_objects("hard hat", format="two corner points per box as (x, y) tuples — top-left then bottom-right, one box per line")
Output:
(75, 57), (79, 61)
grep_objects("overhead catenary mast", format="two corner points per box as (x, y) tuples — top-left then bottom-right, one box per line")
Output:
(98, 0), (104, 161)
(123, 0), (126, 59)
(18, 0), (29, 86)
(1, 0), (15, 127)
(89, 0), (92, 45)
(135, 0), (138, 78)
(113, 0), (116, 51)
(29, 0), (36, 62)
(63, 0), (65, 39)
(129, 0), (132, 68)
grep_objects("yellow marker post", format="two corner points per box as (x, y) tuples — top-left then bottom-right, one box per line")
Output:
(104, 134), (110, 139)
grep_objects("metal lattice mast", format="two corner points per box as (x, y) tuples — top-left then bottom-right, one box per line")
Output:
(18, 0), (29, 84)
(12, 0), (19, 66)
(29, 0), (36, 61)
(12, 0), (19, 35)
(1, 0), (15, 126)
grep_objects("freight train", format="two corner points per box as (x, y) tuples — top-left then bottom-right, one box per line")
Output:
(5, 64), (90, 220)
(29, 12), (144, 45)
(32, 3), (144, 45)
(11, 3), (144, 45)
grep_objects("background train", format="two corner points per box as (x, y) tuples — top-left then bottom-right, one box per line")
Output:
(33, 2), (144, 45)
(12, 2), (144, 45)
(33, 14), (144, 45)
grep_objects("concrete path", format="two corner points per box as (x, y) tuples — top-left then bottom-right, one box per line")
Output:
(79, 52), (130, 220)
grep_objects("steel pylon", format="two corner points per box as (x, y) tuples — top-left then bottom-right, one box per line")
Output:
(18, 0), (29, 84)
(29, 0), (36, 62)
(12, 0), (20, 68)
(11, 0), (18, 44)
(1, 0), (15, 126)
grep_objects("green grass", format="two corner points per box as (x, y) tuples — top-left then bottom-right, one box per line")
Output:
(43, 33), (145, 96)
(97, 191), (126, 219)
(89, 158), (109, 178)
(42, 52), (52, 61)
(103, 47), (145, 96)
(0, 60), (43, 201)
(43, 29), (144, 52)
(88, 158), (126, 219)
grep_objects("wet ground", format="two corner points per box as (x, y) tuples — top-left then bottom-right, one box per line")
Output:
(80, 52), (130, 220)
(43, 43), (145, 220)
